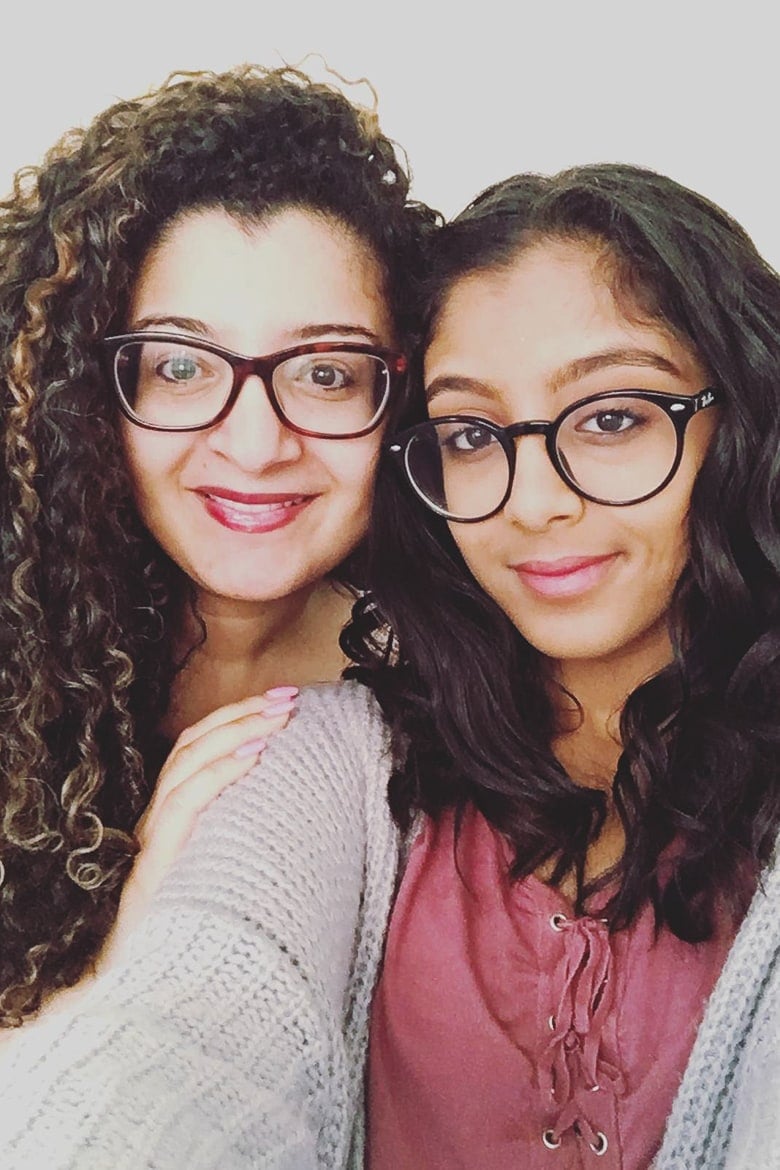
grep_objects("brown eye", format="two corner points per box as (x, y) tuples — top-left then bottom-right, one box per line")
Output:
(446, 423), (495, 453)
(577, 409), (638, 435)
(307, 362), (350, 389)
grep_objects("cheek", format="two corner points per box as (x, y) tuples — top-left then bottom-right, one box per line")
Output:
(120, 426), (189, 510)
(642, 511), (691, 606)
(447, 524), (498, 594)
(119, 429), (150, 505)
(316, 436), (382, 507)
(602, 492), (695, 647)
(641, 464), (698, 566)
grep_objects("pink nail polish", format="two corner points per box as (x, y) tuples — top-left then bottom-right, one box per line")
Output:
(262, 700), (296, 716)
(263, 685), (299, 698)
(234, 738), (268, 759)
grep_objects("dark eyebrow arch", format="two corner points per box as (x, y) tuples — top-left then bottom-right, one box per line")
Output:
(126, 317), (384, 347)
(548, 347), (682, 391)
(425, 375), (498, 404)
(426, 347), (683, 405)
(128, 315), (213, 336)
(295, 323), (384, 345)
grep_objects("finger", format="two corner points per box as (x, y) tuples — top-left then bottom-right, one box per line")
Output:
(172, 686), (298, 750)
(139, 705), (295, 839)
(107, 743), (271, 960)
(139, 745), (266, 861)
(160, 697), (297, 788)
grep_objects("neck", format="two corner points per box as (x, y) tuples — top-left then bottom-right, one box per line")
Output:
(163, 578), (352, 739)
(549, 625), (675, 788)
(178, 584), (321, 663)
(538, 627), (676, 893)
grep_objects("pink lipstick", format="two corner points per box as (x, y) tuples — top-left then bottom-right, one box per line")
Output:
(511, 553), (618, 599)
(196, 487), (313, 534)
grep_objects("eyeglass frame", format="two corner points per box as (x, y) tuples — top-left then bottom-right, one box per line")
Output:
(101, 333), (408, 439)
(386, 386), (721, 522)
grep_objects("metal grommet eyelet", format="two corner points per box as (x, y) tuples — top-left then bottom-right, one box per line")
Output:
(550, 912), (567, 931)
(588, 1083), (601, 1092)
(542, 1129), (562, 1150)
(590, 1131), (608, 1156)
(548, 1014), (556, 1031)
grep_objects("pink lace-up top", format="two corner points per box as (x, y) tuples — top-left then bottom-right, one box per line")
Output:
(367, 806), (733, 1169)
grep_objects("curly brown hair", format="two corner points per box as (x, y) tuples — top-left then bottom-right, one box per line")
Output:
(0, 63), (438, 1024)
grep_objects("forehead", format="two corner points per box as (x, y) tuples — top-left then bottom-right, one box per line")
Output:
(128, 206), (393, 346)
(425, 240), (702, 387)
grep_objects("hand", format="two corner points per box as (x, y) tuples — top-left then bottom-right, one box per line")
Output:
(101, 687), (298, 967)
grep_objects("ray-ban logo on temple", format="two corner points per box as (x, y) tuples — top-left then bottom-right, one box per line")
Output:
(102, 333), (408, 439)
(388, 387), (721, 521)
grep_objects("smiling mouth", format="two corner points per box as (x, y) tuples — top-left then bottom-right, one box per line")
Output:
(199, 487), (312, 505)
(511, 553), (619, 598)
(197, 488), (314, 532)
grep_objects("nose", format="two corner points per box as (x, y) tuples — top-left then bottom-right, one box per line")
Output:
(502, 434), (584, 532)
(205, 375), (303, 472)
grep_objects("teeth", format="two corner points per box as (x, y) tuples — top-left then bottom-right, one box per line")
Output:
(210, 495), (304, 510)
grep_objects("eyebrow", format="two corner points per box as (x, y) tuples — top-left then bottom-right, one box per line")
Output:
(548, 347), (683, 391)
(296, 323), (384, 345)
(426, 375), (499, 404)
(128, 315), (384, 347)
(128, 315), (211, 335)
(426, 346), (683, 403)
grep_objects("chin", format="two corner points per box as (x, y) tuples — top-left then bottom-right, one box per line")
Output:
(191, 570), (309, 605)
(505, 605), (632, 663)
(515, 614), (673, 674)
(517, 633), (620, 663)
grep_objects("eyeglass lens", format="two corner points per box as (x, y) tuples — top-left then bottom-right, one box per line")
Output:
(405, 396), (681, 519)
(114, 339), (391, 435)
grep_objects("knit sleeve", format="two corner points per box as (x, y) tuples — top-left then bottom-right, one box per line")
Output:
(0, 680), (397, 1170)
(725, 956), (780, 1168)
(654, 848), (780, 1170)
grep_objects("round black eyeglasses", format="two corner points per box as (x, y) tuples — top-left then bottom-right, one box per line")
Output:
(386, 387), (720, 522)
(102, 333), (408, 439)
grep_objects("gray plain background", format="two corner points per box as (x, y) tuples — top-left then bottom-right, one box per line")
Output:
(2, 0), (776, 268)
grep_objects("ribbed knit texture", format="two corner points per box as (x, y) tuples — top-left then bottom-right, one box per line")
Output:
(0, 678), (776, 1168)
(0, 682), (399, 1170)
(654, 847), (780, 1169)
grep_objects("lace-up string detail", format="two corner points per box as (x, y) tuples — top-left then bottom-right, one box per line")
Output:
(368, 807), (734, 1168)
(540, 914), (624, 1150)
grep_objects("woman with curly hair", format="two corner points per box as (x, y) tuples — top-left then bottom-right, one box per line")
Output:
(1, 168), (777, 1168)
(0, 63), (435, 1028)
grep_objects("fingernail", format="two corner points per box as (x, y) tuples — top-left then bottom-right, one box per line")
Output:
(264, 692), (297, 711)
(234, 738), (268, 759)
(262, 700), (296, 716)
(263, 685), (299, 698)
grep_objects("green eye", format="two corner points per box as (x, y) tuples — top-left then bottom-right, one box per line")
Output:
(160, 355), (199, 382)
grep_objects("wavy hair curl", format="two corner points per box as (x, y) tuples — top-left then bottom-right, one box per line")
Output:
(346, 164), (780, 941)
(0, 63), (438, 1023)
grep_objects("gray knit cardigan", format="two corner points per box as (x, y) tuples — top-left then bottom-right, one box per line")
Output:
(0, 682), (777, 1169)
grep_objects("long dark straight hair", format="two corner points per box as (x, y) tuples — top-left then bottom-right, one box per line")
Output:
(345, 164), (780, 941)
